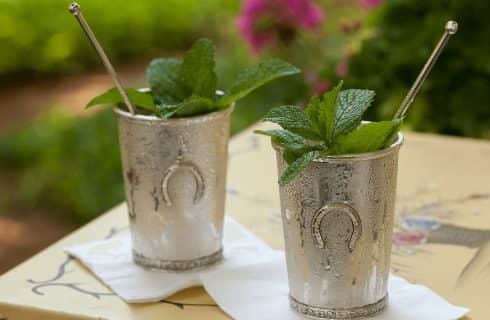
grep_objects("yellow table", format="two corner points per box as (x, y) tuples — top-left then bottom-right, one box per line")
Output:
(0, 124), (489, 320)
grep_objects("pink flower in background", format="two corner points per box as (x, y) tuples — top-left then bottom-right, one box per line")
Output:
(312, 80), (330, 95)
(335, 59), (349, 77)
(305, 70), (330, 96)
(237, 0), (324, 53)
(359, 0), (383, 9)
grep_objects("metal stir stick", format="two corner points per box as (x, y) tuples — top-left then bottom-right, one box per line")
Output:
(68, 2), (135, 115)
(393, 20), (458, 120)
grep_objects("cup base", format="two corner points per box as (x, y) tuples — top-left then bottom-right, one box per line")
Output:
(133, 248), (223, 272)
(289, 295), (387, 319)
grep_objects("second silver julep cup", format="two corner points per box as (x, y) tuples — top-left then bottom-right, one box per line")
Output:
(116, 105), (233, 271)
(274, 133), (403, 319)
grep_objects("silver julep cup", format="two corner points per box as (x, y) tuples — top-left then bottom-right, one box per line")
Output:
(115, 105), (233, 271)
(274, 133), (403, 319)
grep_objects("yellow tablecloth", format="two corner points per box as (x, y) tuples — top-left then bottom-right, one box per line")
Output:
(0, 124), (488, 320)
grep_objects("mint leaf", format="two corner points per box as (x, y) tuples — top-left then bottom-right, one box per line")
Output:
(304, 95), (321, 133)
(283, 149), (301, 165)
(255, 129), (326, 164)
(146, 58), (186, 105)
(305, 82), (344, 140)
(156, 96), (216, 119)
(279, 150), (320, 186)
(318, 81), (343, 143)
(155, 104), (179, 119)
(330, 120), (401, 155)
(86, 87), (155, 112)
(263, 106), (321, 140)
(333, 89), (375, 137)
(179, 38), (217, 99)
(218, 58), (300, 107)
(254, 129), (308, 150)
(254, 128), (313, 153)
(173, 96), (216, 117)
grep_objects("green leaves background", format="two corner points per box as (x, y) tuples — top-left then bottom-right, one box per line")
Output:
(256, 81), (401, 185)
(87, 38), (300, 119)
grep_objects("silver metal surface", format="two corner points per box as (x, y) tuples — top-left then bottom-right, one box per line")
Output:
(116, 106), (233, 271)
(289, 295), (387, 319)
(69, 2), (135, 114)
(274, 133), (404, 319)
(394, 20), (458, 119)
(133, 248), (223, 271)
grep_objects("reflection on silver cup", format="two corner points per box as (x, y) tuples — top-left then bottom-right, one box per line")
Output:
(116, 106), (232, 271)
(274, 133), (403, 319)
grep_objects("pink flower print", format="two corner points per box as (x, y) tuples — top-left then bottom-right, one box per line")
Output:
(392, 231), (427, 246)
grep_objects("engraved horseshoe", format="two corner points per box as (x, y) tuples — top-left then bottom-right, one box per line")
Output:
(161, 161), (205, 207)
(311, 202), (362, 252)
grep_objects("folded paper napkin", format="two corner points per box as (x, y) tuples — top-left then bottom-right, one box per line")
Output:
(202, 251), (469, 320)
(65, 217), (274, 303)
(66, 217), (469, 319)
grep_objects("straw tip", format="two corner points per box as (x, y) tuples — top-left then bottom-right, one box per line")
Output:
(445, 21), (458, 35)
(68, 2), (80, 15)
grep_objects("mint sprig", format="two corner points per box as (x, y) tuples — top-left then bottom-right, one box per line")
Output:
(217, 58), (302, 107)
(179, 38), (217, 99)
(86, 88), (155, 112)
(256, 81), (401, 186)
(330, 120), (401, 155)
(334, 89), (376, 137)
(262, 105), (321, 140)
(279, 150), (321, 186)
(254, 129), (325, 164)
(87, 38), (300, 118)
(146, 58), (186, 105)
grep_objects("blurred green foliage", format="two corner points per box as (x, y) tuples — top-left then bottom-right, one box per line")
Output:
(0, 109), (122, 223)
(0, 0), (237, 81)
(345, 0), (490, 138)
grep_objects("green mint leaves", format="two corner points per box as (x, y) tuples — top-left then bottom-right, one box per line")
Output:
(217, 58), (301, 107)
(307, 81), (342, 142)
(87, 38), (300, 118)
(334, 89), (376, 137)
(262, 105), (321, 140)
(256, 81), (401, 186)
(146, 58), (186, 105)
(86, 88), (155, 112)
(330, 120), (401, 155)
(179, 38), (217, 99)
(278, 150), (321, 186)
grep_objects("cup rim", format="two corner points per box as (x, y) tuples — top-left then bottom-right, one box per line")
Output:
(113, 88), (233, 124)
(313, 132), (404, 162)
(114, 105), (234, 124)
(273, 131), (404, 162)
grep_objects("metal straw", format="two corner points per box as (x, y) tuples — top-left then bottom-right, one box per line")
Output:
(68, 2), (135, 115)
(393, 20), (458, 119)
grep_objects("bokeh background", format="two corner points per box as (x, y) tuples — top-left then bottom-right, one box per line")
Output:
(0, 0), (488, 272)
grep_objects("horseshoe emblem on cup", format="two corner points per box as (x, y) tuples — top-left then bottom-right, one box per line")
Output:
(161, 148), (205, 207)
(311, 202), (362, 252)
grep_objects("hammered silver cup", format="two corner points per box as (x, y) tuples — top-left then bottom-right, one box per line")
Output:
(274, 133), (403, 319)
(116, 106), (232, 271)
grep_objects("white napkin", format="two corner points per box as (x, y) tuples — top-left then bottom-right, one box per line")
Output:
(202, 252), (469, 320)
(65, 216), (274, 303)
(66, 217), (469, 319)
